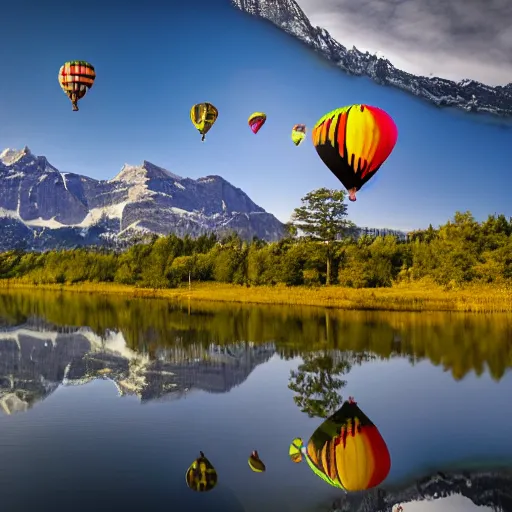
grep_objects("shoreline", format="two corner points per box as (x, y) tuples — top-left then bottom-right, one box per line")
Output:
(0, 280), (510, 313)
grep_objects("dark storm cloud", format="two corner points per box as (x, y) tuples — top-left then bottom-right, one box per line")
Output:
(296, 0), (512, 84)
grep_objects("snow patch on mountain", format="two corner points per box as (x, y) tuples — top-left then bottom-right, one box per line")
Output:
(0, 147), (31, 166)
(5, 171), (25, 180)
(117, 220), (146, 237)
(0, 207), (18, 219)
(111, 164), (152, 202)
(170, 207), (190, 215)
(26, 217), (67, 229)
(77, 202), (128, 228)
(61, 173), (70, 191)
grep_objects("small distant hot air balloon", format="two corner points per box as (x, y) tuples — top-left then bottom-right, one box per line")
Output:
(289, 438), (304, 463)
(185, 451), (218, 492)
(58, 61), (96, 111)
(248, 112), (266, 134)
(291, 124), (306, 146)
(190, 103), (218, 141)
(291, 397), (391, 492)
(248, 450), (266, 472)
(312, 104), (398, 201)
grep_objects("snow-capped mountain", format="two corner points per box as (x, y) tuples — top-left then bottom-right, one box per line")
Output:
(0, 147), (285, 251)
(231, 0), (512, 117)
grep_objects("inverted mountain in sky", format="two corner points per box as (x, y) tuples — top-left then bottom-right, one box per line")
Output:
(231, 0), (512, 117)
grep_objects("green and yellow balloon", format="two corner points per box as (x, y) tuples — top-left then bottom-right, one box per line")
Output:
(185, 451), (218, 492)
(291, 124), (306, 146)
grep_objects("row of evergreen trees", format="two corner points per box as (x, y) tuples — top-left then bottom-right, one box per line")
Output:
(0, 188), (511, 288)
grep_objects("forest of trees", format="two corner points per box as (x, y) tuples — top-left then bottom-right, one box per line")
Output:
(0, 188), (511, 288)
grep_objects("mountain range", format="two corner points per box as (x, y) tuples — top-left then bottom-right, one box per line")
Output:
(0, 147), (407, 252)
(0, 320), (276, 414)
(0, 146), (286, 251)
(231, 0), (512, 118)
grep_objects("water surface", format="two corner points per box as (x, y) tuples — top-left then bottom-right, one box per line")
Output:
(0, 290), (511, 511)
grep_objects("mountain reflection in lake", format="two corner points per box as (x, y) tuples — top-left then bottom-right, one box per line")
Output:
(0, 290), (511, 512)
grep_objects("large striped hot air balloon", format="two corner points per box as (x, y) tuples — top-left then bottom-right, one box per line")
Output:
(248, 112), (266, 134)
(190, 103), (218, 141)
(290, 397), (391, 492)
(312, 104), (398, 201)
(58, 61), (96, 111)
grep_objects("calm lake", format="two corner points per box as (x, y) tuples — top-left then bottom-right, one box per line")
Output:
(0, 290), (511, 512)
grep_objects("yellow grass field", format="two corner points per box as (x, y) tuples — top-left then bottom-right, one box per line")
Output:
(0, 279), (510, 313)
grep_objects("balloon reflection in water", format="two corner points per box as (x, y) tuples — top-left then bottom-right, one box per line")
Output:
(185, 451), (218, 492)
(289, 397), (391, 492)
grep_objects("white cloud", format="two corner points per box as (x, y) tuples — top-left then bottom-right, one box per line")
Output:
(295, 0), (512, 85)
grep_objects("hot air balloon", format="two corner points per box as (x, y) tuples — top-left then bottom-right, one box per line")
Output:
(291, 124), (306, 146)
(58, 61), (96, 111)
(248, 451), (266, 472)
(289, 438), (304, 463)
(312, 104), (398, 201)
(248, 112), (266, 134)
(185, 451), (218, 492)
(190, 103), (218, 141)
(291, 397), (390, 492)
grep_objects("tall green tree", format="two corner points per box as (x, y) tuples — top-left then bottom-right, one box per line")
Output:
(291, 188), (355, 284)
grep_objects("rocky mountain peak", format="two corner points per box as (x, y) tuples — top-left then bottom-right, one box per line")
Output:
(142, 160), (182, 181)
(0, 147), (58, 177)
(110, 160), (182, 184)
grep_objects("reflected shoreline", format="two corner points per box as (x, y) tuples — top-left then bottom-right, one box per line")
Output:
(0, 289), (510, 383)
(0, 288), (511, 414)
(1, 280), (512, 313)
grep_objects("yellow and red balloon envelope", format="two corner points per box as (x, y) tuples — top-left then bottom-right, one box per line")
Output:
(304, 397), (391, 491)
(248, 112), (267, 134)
(312, 104), (398, 201)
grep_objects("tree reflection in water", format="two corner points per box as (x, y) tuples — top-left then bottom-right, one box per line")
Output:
(288, 351), (352, 419)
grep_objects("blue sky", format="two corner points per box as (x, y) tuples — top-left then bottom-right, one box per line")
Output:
(1, 0), (511, 231)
